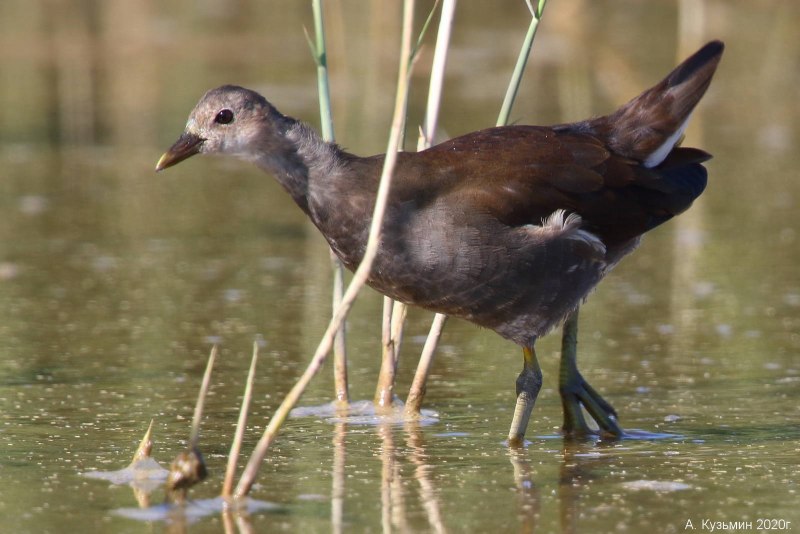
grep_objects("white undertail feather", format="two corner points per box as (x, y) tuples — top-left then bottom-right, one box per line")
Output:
(643, 112), (693, 168)
(541, 209), (579, 232)
(540, 210), (607, 257)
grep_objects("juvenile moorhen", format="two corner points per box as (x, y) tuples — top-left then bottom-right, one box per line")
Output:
(157, 41), (724, 444)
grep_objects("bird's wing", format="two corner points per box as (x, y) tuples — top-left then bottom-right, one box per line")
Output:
(413, 125), (709, 249)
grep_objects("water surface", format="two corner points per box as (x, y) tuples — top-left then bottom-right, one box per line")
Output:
(0, 1), (798, 532)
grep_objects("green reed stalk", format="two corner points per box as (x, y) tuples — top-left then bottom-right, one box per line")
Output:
(497, 0), (547, 127)
(308, 0), (349, 404)
(310, 0), (334, 141)
(235, 0), (419, 498)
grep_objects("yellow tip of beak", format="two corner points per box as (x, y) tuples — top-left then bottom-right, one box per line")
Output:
(155, 152), (170, 172)
(155, 132), (204, 172)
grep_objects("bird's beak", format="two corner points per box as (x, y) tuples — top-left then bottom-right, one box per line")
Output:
(155, 132), (205, 172)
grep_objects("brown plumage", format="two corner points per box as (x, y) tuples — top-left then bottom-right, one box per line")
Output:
(157, 41), (724, 442)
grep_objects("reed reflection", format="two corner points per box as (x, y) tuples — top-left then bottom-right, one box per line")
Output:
(331, 416), (347, 534)
(404, 420), (447, 534)
(325, 416), (450, 533)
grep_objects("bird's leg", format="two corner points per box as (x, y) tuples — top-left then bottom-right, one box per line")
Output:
(508, 345), (543, 446)
(559, 308), (623, 439)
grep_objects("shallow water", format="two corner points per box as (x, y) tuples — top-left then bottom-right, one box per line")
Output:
(1, 1), (799, 533)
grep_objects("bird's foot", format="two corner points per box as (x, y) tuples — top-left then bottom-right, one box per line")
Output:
(560, 372), (623, 440)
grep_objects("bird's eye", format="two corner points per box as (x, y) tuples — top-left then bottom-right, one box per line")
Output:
(214, 109), (234, 124)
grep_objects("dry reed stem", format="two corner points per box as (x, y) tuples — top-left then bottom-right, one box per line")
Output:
(132, 419), (154, 462)
(374, 1), (441, 407)
(408, 0), (549, 415)
(189, 345), (217, 448)
(403, 0), (457, 415)
(221, 342), (259, 498)
(375, 296), (398, 407)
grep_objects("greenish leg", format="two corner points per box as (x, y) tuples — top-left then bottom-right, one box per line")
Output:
(559, 308), (623, 439)
(508, 345), (543, 446)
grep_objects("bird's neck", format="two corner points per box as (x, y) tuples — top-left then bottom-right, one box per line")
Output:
(249, 114), (346, 216)
(249, 113), (375, 271)
(250, 115), (381, 269)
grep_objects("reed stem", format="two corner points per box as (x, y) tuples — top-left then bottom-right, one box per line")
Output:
(189, 345), (217, 448)
(310, 0), (349, 405)
(373, 0), (443, 409)
(221, 342), (259, 498)
(404, 0), (457, 416)
(234, 0), (418, 498)
(497, 0), (547, 127)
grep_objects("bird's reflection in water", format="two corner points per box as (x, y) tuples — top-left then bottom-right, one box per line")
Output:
(507, 446), (541, 533)
(558, 440), (620, 534)
(507, 439), (620, 534)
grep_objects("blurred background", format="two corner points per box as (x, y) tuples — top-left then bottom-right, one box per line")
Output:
(0, 1), (798, 532)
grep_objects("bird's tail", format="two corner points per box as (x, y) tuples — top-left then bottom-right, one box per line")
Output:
(590, 40), (724, 168)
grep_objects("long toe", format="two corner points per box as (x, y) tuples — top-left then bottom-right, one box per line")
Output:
(560, 374), (623, 439)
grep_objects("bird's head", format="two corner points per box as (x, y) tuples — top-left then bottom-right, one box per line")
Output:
(156, 85), (278, 171)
